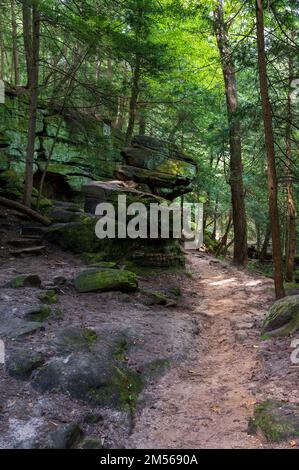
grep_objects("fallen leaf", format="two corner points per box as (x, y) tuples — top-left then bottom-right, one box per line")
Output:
(290, 440), (297, 448)
(211, 404), (221, 414)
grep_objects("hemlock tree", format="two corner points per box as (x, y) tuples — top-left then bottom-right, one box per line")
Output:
(214, 0), (248, 266)
(255, 0), (285, 299)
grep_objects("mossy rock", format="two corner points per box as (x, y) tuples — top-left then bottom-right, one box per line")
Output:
(6, 348), (45, 379)
(248, 400), (299, 442)
(79, 437), (102, 449)
(50, 423), (82, 449)
(45, 216), (101, 253)
(32, 352), (142, 410)
(25, 305), (52, 322)
(3, 274), (42, 289)
(204, 231), (218, 253)
(262, 295), (299, 338)
(54, 326), (98, 353)
(140, 289), (170, 306)
(37, 289), (57, 304)
(74, 268), (138, 293)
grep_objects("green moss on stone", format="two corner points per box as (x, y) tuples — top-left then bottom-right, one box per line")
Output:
(4, 274), (42, 288)
(250, 400), (299, 442)
(7, 350), (45, 379)
(262, 295), (299, 337)
(112, 365), (143, 411)
(74, 268), (138, 293)
(79, 437), (102, 449)
(37, 290), (57, 304)
(26, 305), (52, 322)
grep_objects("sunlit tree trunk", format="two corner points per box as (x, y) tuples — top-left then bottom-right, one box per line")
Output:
(256, 0), (285, 298)
(214, 0), (248, 266)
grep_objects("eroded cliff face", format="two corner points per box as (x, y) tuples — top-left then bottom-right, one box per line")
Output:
(0, 86), (197, 202)
(0, 85), (124, 200)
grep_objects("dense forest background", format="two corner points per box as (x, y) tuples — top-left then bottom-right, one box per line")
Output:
(0, 0), (298, 297)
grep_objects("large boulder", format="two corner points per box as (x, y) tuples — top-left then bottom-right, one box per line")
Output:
(32, 328), (143, 409)
(73, 268), (138, 293)
(82, 180), (162, 214)
(262, 295), (299, 337)
(120, 135), (197, 199)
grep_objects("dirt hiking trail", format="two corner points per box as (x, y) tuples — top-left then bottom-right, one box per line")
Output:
(129, 252), (295, 449)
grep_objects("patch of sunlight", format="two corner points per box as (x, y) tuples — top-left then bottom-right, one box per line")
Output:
(209, 278), (237, 286)
(244, 280), (263, 287)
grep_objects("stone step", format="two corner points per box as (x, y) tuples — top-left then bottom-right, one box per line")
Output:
(7, 238), (43, 249)
(9, 245), (47, 256)
(21, 225), (47, 239)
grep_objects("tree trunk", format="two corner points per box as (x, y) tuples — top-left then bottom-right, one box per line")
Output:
(256, 0), (285, 298)
(0, 13), (5, 79)
(23, 6), (40, 207)
(11, 0), (19, 86)
(285, 57), (296, 282)
(214, 0), (248, 266)
(259, 222), (271, 262)
(22, 1), (32, 88)
(256, 221), (261, 254)
(95, 54), (101, 81)
(125, 55), (141, 145)
(216, 212), (232, 256)
(139, 110), (146, 135)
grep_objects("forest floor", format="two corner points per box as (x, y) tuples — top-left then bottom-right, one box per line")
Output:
(129, 254), (298, 449)
(0, 208), (297, 449)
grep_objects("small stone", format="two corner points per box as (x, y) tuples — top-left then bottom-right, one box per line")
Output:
(37, 290), (57, 304)
(25, 306), (52, 322)
(53, 276), (67, 286)
(3, 274), (42, 289)
(6, 348), (45, 379)
(79, 437), (102, 449)
(262, 295), (299, 337)
(50, 423), (82, 449)
(236, 322), (254, 330)
(8, 322), (44, 339)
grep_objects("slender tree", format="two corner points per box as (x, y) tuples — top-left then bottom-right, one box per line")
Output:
(285, 56), (296, 281)
(11, 0), (19, 86)
(23, 3), (40, 207)
(214, 0), (248, 266)
(255, 0), (285, 298)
